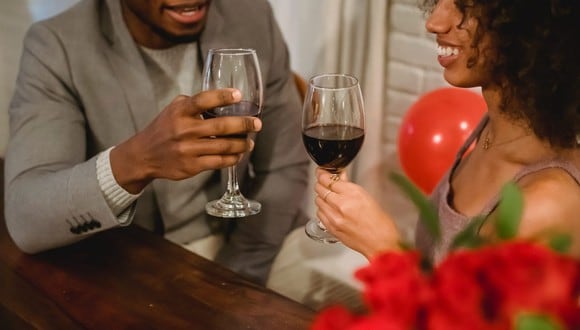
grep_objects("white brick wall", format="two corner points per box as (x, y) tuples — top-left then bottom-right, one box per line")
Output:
(379, 0), (450, 240)
(386, 0), (448, 144)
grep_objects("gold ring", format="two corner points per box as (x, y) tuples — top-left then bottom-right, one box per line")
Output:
(323, 189), (332, 202)
(328, 174), (340, 191)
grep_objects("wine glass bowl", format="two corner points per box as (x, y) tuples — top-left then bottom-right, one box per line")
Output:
(302, 73), (365, 243)
(203, 48), (263, 218)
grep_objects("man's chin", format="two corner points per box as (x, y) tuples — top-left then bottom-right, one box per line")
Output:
(167, 33), (202, 44)
(153, 26), (204, 45)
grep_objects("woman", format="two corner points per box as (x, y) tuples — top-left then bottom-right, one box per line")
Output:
(314, 0), (579, 262)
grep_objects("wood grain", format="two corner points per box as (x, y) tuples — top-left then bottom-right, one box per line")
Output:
(0, 158), (314, 329)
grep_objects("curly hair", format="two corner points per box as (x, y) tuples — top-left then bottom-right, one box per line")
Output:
(421, 0), (579, 148)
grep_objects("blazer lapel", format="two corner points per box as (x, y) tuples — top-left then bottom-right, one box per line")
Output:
(101, 0), (158, 132)
(199, 2), (237, 65)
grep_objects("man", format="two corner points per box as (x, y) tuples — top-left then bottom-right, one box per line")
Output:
(4, 0), (309, 285)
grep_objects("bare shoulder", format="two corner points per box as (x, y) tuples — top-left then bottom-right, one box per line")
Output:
(517, 166), (580, 254)
(519, 166), (579, 220)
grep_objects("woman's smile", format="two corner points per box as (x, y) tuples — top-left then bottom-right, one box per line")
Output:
(436, 44), (461, 68)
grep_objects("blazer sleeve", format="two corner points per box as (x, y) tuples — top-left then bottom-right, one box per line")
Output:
(214, 1), (311, 284)
(4, 23), (124, 253)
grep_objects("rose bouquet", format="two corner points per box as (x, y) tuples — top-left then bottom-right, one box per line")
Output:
(311, 173), (580, 330)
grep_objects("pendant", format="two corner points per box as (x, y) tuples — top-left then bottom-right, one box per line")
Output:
(482, 137), (490, 150)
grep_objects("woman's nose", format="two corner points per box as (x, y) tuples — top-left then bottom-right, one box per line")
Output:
(425, 0), (454, 34)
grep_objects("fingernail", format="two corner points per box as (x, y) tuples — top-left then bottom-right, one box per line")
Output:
(249, 139), (255, 151)
(253, 118), (262, 131)
(231, 89), (241, 101)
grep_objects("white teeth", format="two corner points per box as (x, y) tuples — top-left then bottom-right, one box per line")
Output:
(178, 5), (201, 14)
(437, 45), (459, 57)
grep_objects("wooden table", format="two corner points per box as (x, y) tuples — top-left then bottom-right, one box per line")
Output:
(0, 159), (315, 329)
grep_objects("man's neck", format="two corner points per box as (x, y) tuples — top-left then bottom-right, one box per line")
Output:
(120, 1), (174, 49)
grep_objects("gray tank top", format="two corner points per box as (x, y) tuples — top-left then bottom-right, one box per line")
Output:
(414, 116), (580, 263)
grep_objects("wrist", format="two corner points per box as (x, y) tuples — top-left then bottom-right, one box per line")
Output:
(362, 236), (403, 261)
(110, 139), (153, 194)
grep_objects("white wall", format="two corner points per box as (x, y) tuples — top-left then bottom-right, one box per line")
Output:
(385, 0), (448, 146)
(383, 0), (450, 238)
(268, 0), (329, 80)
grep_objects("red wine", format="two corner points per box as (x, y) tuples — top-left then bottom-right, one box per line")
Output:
(202, 101), (261, 119)
(302, 124), (365, 172)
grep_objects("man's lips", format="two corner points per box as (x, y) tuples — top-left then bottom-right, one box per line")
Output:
(164, 2), (209, 25)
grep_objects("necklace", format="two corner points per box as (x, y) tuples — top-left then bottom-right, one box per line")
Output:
(481, 128), (530, 150)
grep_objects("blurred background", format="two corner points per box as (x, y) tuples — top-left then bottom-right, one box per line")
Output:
(0, 0), (461, 310)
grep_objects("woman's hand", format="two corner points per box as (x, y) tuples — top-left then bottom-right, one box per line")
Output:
(314, 168), (402, 259)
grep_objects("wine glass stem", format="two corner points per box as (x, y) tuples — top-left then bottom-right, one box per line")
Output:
(317, 172), (340, 231)
(226, 165), (240, 195)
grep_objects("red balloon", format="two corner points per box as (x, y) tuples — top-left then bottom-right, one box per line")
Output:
(398, 87), (486, 194)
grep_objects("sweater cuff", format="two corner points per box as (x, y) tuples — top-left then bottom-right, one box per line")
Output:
(96, 147), (142, 224)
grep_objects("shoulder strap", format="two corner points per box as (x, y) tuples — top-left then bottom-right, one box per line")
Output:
(450, 114), (489, 174)
(480, 158), (579, 217)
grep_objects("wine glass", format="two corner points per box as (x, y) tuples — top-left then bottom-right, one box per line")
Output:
(202, 48), (263, 218)
(302, 73), (365, 243)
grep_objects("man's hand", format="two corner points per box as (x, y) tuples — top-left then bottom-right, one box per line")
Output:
(110, 89), (262, 194)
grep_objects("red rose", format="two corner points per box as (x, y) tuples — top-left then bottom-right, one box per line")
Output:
(355, 251), (431, 328)
(311, 305), (413, 330)
(426, 242), (580, 329)
(347, 313), (411, 330)
(482, 242), (580, 328)
(311, 242), (580, 330)
(426, 249), (509, 330)
(311, 305), (358, 330)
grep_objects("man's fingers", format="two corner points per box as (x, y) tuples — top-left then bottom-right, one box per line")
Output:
(191, 116), (262, 138)
(195, 154), (246, 171)
(188, 137), (254, 156)
(180, 89), (242, 116)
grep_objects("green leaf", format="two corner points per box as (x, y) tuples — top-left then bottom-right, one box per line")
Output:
(450, 216), (487, 250)
(389, 172), (440, 241)
(548, 234), (572, 253)
(515, 314), (562, 330)
(397, 241), (414, 251)
(495, 183), (524, 240)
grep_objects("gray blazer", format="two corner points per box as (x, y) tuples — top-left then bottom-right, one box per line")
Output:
(5, 0), (309, 284)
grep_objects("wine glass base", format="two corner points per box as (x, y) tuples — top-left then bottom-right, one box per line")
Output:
(205, 198), (261, 218)
(305, 220), (340, 244)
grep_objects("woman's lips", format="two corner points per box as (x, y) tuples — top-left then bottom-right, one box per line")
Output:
(165, 3), (208, 25)
(436, 45), (460, 68)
